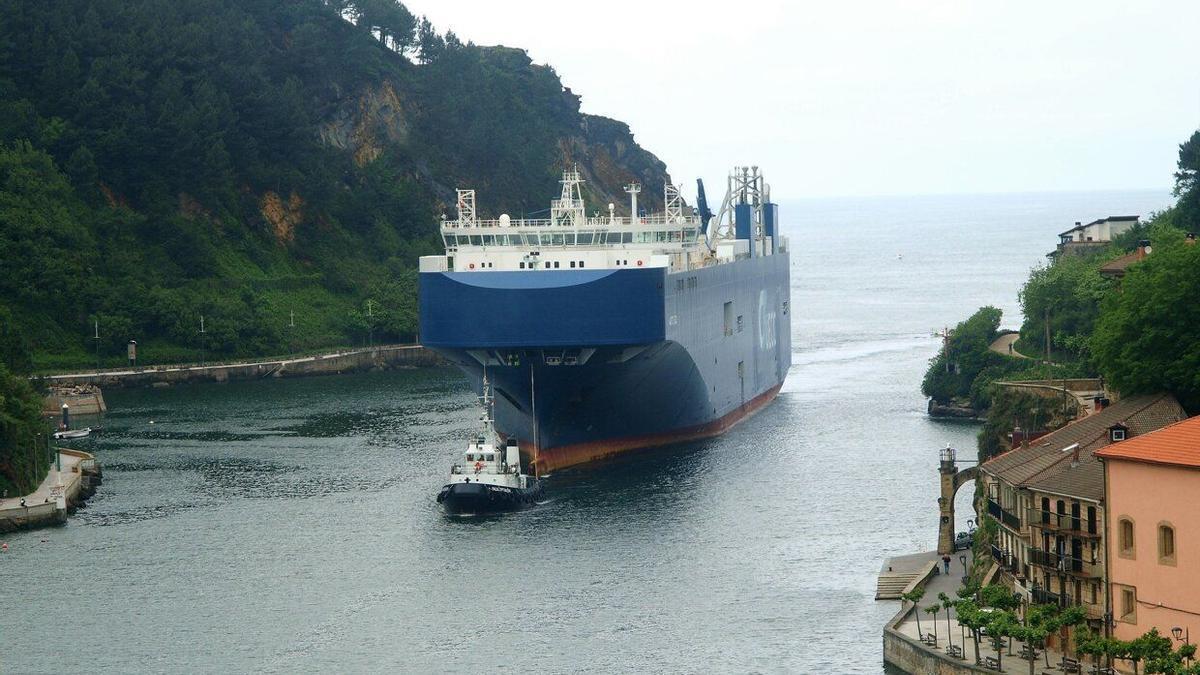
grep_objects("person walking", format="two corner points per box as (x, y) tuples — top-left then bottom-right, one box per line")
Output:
(942, 554), (952, 575)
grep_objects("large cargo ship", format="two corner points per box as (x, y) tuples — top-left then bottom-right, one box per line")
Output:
(419, 167), (791, 473)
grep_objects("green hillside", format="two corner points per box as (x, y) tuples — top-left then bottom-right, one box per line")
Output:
(0, 0), (670, 372)
(0, 0), (673, 494)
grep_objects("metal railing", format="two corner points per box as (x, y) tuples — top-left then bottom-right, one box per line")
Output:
(991, 545), (1023, 577)
(1026, 509), (1099, 537)
(1032, 588), (1062, 606)
(1028, 548), (1101, 578)
(988, 499), (1022, 530)
(444, 214), (706, 229)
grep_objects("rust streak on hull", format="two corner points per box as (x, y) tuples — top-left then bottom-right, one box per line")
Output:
(529, 382), (784, 473)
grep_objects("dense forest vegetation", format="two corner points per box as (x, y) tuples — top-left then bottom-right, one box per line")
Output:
(0, 0), (669, 372)
(0, 0), (671, 493)
(922, 129), (1200, 458)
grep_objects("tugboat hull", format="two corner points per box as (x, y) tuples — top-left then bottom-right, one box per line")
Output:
(437, 480), (543, 515)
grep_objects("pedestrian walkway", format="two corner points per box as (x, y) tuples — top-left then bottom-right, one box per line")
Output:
(0, 450), (95, 532)
(891, 552), (1080, 674)
(988, 333), (1030, 359)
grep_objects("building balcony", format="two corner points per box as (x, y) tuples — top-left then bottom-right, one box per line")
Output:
(990, 545), (1025, 580)
(1032, 588), (1062, 606)
(1028, 548), (1101, 578)
(1026, 509), (1101, 538)
(988, 499), (1022, 531)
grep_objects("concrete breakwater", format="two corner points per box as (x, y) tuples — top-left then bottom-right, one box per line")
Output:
(0, 449), (102, 533)
(40, 344), (442, 389)
(42, 384), (107, 416)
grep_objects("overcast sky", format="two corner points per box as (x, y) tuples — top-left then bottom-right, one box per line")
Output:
(403, 0), (1200, 200)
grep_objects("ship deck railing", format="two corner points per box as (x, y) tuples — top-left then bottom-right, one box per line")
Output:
(443, 214), (704, 229)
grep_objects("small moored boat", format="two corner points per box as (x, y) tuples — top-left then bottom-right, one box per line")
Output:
(53, 427), (92, 440)
(437, 377), (542, 514)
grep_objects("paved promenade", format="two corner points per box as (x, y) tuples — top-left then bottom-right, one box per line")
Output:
(891, 552), (1078, 674)
(988, 333), (1030, 359)
(0, 451), (91, 532)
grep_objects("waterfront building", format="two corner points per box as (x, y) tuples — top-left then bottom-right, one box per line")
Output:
(977, 394), (1186, 636)
(1098, 240), (1152, 281)
(1049, 215), (1139, 259)
(1096, 415), (1200, 646)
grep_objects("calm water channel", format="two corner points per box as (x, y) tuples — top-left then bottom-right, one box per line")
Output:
(2, 190), (1173, 673)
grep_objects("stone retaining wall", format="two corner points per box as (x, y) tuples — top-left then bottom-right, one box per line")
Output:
(882, 607), (993, 675)
(0, 449), (101, 533)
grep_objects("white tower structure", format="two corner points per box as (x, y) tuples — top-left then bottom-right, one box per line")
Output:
(624, 183), (642, 222)
(551, 168), (586, 228)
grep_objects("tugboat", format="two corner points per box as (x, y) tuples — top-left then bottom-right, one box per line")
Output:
(437, 376), (543, 514)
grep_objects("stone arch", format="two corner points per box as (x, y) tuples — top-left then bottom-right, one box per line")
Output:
(938, 464), (979, 555)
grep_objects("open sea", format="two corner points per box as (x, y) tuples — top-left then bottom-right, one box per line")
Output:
(0, 190), (1174, 673)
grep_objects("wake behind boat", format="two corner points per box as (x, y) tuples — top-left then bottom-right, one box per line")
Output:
(437, 376), (543, 515)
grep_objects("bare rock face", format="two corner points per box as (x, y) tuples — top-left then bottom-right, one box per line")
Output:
(259, 191), (304, 244)
(319, 82), (410, 167)
(565, 114), (671, 215)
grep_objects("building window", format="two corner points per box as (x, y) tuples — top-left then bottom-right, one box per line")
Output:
(1111, 428), (1126, 441)
(1118, 585), (1137, 623)
(1118, 517), (1135, 559)
(1159, 523), (1177, 565)
(519, 262), (525, 269)
(554, 261), (560, 269)
(736, 315), (744, 333)
(570, 261), (576, 268)
(723, 302), (733, 336)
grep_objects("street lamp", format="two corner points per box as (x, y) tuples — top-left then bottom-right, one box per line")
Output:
(1172, 626), (1191, 662)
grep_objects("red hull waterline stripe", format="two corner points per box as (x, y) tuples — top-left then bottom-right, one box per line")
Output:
(529, 383), (784, 473)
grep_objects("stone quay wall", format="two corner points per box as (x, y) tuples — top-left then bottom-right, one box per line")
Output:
(41, 344), (443, 389)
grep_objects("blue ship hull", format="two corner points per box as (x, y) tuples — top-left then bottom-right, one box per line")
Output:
(419, 252), (791, 472)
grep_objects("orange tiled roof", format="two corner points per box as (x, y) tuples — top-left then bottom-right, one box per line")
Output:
(1096, 414), (1200, 468)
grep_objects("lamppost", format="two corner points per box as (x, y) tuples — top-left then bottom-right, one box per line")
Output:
(93, 317), (101, 371)
(366, 300), (374, 348)
(199, 315), (206, 366)
(1172, 626), (1191, 664)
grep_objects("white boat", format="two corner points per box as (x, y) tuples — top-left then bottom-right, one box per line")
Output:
(436, 376), (543, 514)
(53, 427), (91, 440)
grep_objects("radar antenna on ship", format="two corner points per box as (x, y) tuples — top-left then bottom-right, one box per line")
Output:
(705, 166), (770, 249)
